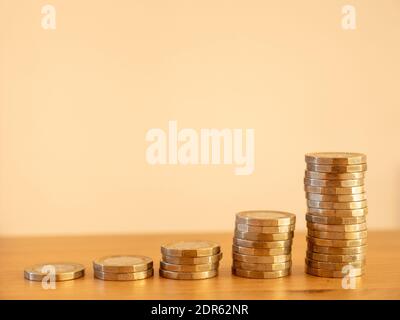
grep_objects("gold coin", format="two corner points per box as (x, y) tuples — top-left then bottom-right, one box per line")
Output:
(305, 258), (365, 271)
(305, 152), (367, 165)
(24, 263), (85, 282)
(307, 229), (367, 240)
(306, 251), (366, 263)
(159, 269), (217, 280)
(235, 210), (296, 226)
(235, 223), (295, 234)
(306, 163), (367, 173)
(306, 266), (364, 278)
(307, 199), (367, 210)
(304, 178), (364, 187)
(159, 261), (219, 272)
(306, 213), (366, 225)
(307, 222), (367, 232)
(306, 193), (367, 202)
(305, 171), (365, 180)
(307, 243), (367, 255)
(232, 267), (290, 279)
(232, 260), (291, 272)
(234, 230), (294, 241)
(233, 238), (293, 249)
(94, 269), (153, 281)
(93, 255), (153, 273)
(306, 236), (367, 247)
(162, 252), (223, 265)
(161, 241), (220, 257)
(232, 252), (291, 263)
(304, 185), (365, 195)
(232, 245), (291, 256)
(307, 207), (367, 217)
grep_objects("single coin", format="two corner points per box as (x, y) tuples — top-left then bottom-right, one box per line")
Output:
(161, 241), (220, 257)
(93, 255), (153, 273)
(306, 236), (367, 247)
(235, 211), (296, 226)
(307, 207), (367, 217)
(233, 238), (293, 249)
(304, 178), (364, 187)
(307, 222), (367, 232)
(232, 245), (291, 256)
(305, 152), (367, 165)
(162, 252), (223, 265)
(306, 163), (367, 173)
(307, 200), (367, 210)
(234, 230), (294, 241)
(306, 251), (366, 263)
(304, 185), (365, 195)
(306, 193), (367, 202)
(24, 263), (85, 282)
(232, 252), (291, 263)
(232, 260), (292, 272)
(307, 243), (367, 255)
(232, 267), (290, 279)
(306, 266), (364, 278)
(94, 269), (153, 281)
(305, 258), (365, 271)
(306, 214), (366, 225)
(305, 171), (365, 180)
(159, 261), (219, 272)
(235, 223), (295, 234)
(307, 229), (367, 240)
(159, 269), (217, 280)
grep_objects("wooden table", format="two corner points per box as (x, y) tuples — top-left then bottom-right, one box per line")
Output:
(1, 231), (399, 299)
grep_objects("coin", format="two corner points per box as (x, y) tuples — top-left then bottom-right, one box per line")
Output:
(305, 171), (365, 180)
(24, 263), (85, 282)
(235, 210), (296, 226)
(162, 252), (223, 265)
(305, 152), (367, 165)
(93, 255), (153, 273)
(234, 230), (294, 241)
(232, 260), (291, 272)
(304, 178), (364, 187)
(307, 243), (367, 255)
(159, 261), (219, 272)
(306, 193), (367, 202)
(307, 200), (367, 210)
(232, 267), (290, 279)
(306, 163), (367, 173)
(233, 238), (293, 249)
(306, 266), (364, 278)
(232, 245), (291, 256)
(305, 258), (365, 271)
(232, 252), (291, 263)
(304, 185), (365, 195)
(306, 236), (367, 247)
(94, 269), (153, 281)
(235, 223), (295, 234)
(306, 214), (366, 225)
(307, 222), (367, 232)
(307, 207), (367, 217)
(308, 229), (367, 240)
(161, 241), (220, 257)
(306, 251), (366, 263)
(159, 269), (217, 280)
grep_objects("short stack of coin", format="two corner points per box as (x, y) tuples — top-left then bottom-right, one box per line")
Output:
(159, 241), (222, 280)
(232, 211), (296, 279)
(304, 152), (368, 278)
(93, 255), (154, 281)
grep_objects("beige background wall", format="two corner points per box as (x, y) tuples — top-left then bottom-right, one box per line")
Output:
(1, 0), (399, 236)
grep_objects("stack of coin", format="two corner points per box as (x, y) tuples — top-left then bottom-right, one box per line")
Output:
(93, 255), (153, 281)
(24, 262), (85, 281)
(232, 211), (296, 279)
(159, 241), (222, 280)
(304, 152), (368, 278)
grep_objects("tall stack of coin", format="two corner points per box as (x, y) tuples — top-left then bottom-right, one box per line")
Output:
(159, 241), (222, 280)
(93, 255), (154, 281)
(232, 211), (296, 279)
(304, 152), (368, 278)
